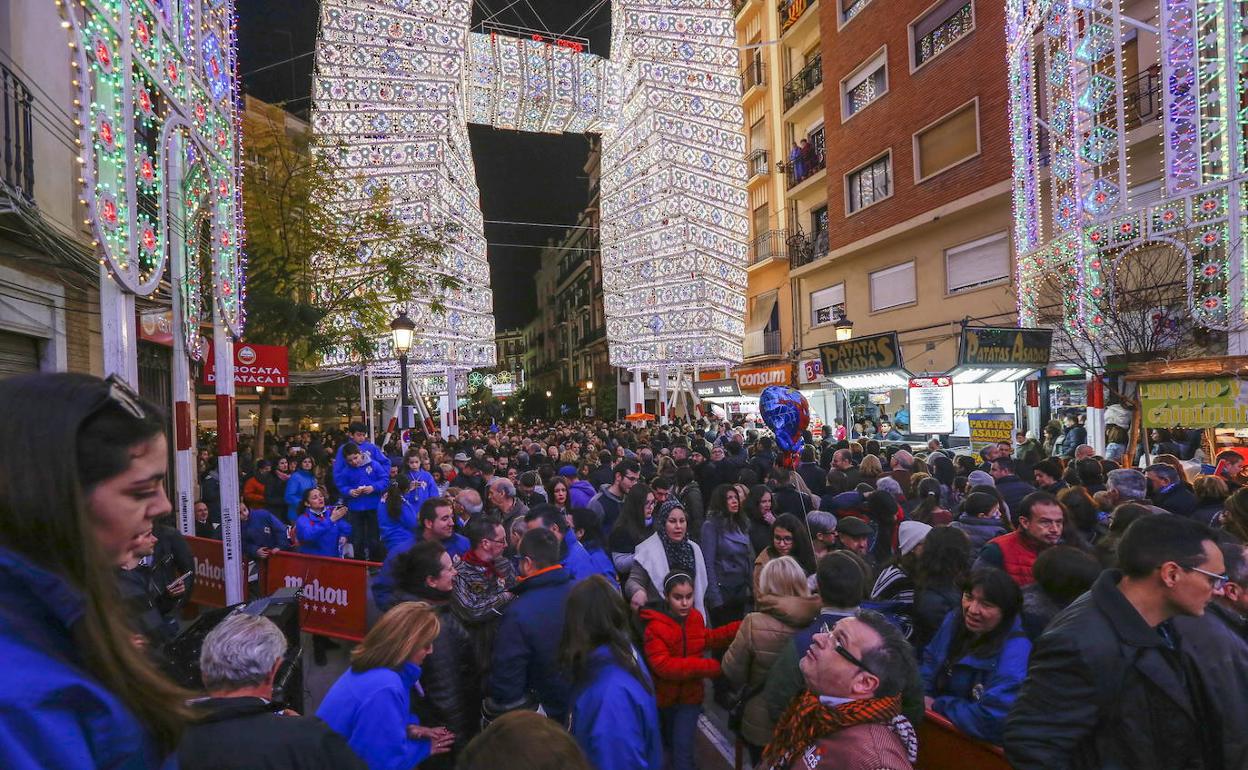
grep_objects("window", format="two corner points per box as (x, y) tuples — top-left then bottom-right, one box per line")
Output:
(811, 283), (845, 326)
(846, 153), (892, 213)
(840, 0), (872, 23)
(843, 49), (887, 119)
(749, 118), (767, 153)
(914, 99), (979, 181)
(912, 0), (974, 68)
(946, 232), (1010, 293)
(753, 203), (769, 236)
(869, 261), (916, 311)
(811, 205), (829, 234)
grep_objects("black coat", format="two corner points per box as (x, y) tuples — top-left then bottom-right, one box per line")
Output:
(1005, 570), (1219, 770)
(398, 593), (479, 755)
(1153, 484), (1201, 520)
(769, 484), (813, 519)
(797, 462), (827, 497)
(179, 696), (366, 770)
(1173, 607), (1248, 770)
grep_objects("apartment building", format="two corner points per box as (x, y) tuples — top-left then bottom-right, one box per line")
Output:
(494, 328), (526, 381)
(788, 0), (1020, 429)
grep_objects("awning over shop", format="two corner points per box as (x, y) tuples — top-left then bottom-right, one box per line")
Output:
(946, 326), (1052, 384)
(819, 332), (910, 389)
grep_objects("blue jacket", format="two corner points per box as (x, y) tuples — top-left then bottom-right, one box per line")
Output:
(920, 610), (1031, 745)
(296, 510), (352, 557)
(334, 459), (387, 513)
(373, 532), (471, 610)
(242, 508), (291, 559)
(0, 546), (173, 770)
(377, 498), (418, 554)
(334, 440), (391, 478)
(406, 469), (439, 506)
(562, 539), (618, 587)
(489, 566), (576, 720)
(569, 645), (664, 770)
(316, 662), (430, 770)
(284, 470), (318, 521)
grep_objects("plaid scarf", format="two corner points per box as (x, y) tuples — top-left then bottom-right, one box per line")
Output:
(761, 691), (914, 770)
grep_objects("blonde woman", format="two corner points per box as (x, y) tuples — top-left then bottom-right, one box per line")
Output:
(318, 603), (455, 769)
(721, 556), (820, 762)
(857, 454), (884, 485)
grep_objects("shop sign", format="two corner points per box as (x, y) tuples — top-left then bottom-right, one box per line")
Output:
(203, 342), (290, 387)
(798, 358), (825, 385)
(820, 332), (901, 377)
(1140, 378), (1248, 429)
(264, 550), (379, 641)
(960, 326), (1052, 368)
(732, 364), (792, 392)
(185, 536), (241, 608)
(908, 377), (954, 434)
(968, 412), (1015, 445)
(138, 310), (174, 346)
(694, 378), (742, 398)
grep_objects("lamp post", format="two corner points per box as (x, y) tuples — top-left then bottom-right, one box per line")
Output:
(834, 312), (854, 342)
(390, 310), (416, 431)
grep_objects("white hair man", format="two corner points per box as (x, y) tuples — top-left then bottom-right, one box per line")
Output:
(178, 612), (365, 770)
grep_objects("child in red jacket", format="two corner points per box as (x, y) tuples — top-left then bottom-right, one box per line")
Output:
(640, 571), (742, 770)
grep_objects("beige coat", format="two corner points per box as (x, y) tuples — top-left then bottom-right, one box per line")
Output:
(721, 592), (821, 747)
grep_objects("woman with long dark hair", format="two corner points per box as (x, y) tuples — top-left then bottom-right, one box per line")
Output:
(700, 484), (754, 626)
(919, 567), (1030, 745)
(864, 489), (902, 566)
(751, 513), (816, 596)
(378, 476), (419, 554)
(609, 483), (654, 578)
(908, 476), (952, 525)
(912, 526), (973, 650)
(0, 373), (190, 766)
(742, 484), (776, 555)
(561, 575), (663, 770)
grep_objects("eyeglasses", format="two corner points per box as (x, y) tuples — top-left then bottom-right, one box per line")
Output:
(820, 622), (876, 677)
(1181, 564), (1230, 590)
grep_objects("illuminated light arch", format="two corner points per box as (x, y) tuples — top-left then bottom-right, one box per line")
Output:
(312, 0), (749, 375)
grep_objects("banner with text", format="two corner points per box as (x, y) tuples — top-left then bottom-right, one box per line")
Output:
(186, 536), (243, 609)
(820, 332), (902, 377)
(959, 326), (1052, 368)
(694, 378), (742, 399)
(908, 377), (954, 434)
(1140, 378), (1248, 429)
(968, 412), (1015, 445)
(203, 342), (290, 387)
(263, 550), (379, 641)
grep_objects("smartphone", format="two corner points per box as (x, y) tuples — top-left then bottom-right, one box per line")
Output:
(173, 570), (193, 584)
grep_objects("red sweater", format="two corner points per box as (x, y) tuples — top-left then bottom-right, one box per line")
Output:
(640, 607), (741, 706)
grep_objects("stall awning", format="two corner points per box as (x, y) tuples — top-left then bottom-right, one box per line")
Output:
(948, 366), (1038, 384)
(827, 370), (912, 389)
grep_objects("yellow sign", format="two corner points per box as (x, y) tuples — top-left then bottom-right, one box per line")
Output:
(968, 412), (1014, 445)
(1140, 378), (1248, 429)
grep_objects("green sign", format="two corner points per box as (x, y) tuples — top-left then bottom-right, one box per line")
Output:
(820, 332), (902, 376)
(1140, 378), (1248, 429)
(960, 326), (1053, 368)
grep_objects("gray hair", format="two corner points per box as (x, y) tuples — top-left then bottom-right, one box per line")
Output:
(807, 510), (838, 537)
(1107, 468), (1147, 501)
(489, 477), (516, 499)
(200, 612), (287, 692)
(876, 476), (903, 499)
(457, 488), (484, 514)
(1145, 463), (1180, 486)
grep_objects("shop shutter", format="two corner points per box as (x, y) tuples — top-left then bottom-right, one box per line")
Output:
(0, 330), (40, 380)
(946, 232), (1010, 293)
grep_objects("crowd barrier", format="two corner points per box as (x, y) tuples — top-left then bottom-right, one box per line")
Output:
(185, 536), (379, 642)
(916, 711), (1011, 770)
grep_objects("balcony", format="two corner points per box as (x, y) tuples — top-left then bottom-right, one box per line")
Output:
(788, 230), (830, 269)
(1, 63), (35, 204)
(744, 329), (782, 358)
(783, 55), (822, 111)
(782, 126), (826, 190)
(1124, 64), (1162, 131)
(750, 229), (788, 265)
(742, 57), (765, 92)
(779, 0), (814, 32)
(747, 149), (769, 179)
(735, 0), (752, 16)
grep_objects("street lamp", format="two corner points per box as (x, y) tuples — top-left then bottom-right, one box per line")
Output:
(834, 312), (854, 342)
(585, 380), (594, 390)
(390, 309), (416, 430)
(545, 390), (552, 398)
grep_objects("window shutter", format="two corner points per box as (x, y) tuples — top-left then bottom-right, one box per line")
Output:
(870, 262), (916, 311)
(946, 232), (1010, 293)
(914, 0), (968, 40)
(811, 284), (846, 325)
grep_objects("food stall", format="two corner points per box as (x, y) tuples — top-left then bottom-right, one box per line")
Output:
(1128, 356), (1248, 464)
(819, 332), (912, 434)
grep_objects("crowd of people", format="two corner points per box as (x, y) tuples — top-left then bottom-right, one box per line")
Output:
(5, 370), (1248, 770)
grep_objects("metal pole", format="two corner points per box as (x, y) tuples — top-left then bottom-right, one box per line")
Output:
(168, 135), (195, 535)
(212, 323), (244, 605)
(398, 353), (410, 431)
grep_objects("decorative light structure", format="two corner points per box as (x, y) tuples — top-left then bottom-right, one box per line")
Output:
(1007, 0), (1248, 343)
(311, 0), (749, 390)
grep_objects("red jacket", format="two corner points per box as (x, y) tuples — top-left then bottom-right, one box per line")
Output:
(640, 607), (740, 706)
(986, 529), (1046, 587)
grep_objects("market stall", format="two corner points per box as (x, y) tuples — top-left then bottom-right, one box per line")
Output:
(819, 332), (912, 435)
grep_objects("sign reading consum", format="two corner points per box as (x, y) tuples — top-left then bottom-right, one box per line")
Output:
(908, 377), (954, 434)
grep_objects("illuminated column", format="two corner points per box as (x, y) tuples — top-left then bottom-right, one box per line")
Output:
(212, 325), (244, 605)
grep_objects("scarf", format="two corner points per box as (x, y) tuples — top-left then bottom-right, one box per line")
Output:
(655, 500), (695, 577)
(761, 691), (916, 770)
(462, 549), (501, 579)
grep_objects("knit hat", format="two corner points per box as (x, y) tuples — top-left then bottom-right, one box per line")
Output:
(897, 521), (933, 555)
(967, 470), (995, 488)
(558, 464), (577, 478)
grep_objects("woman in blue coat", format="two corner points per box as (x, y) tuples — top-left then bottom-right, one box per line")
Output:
(295, 487), (352, 557)
(285, 455), (319, 523)
(0, 373), (188, 769)
(318, 602), (454, 769)
(378, 478), (419, 554)
(560, 575), (663, 770)
(920, 567), (1031, 745)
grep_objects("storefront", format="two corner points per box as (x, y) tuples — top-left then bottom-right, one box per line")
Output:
(796, 357), (834, 433)
(697, 363), (794, 420)
(946, 326), (1052, 439)
(819, 332), (912, 434)
(1129, 356), (1248, 463)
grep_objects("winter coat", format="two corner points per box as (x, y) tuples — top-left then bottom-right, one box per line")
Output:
(263, 473), (288, 519)
(639, 607), (739, 706)
(721, 592), (821, 747)
(241, 508), (291, 560)
(489, 565), (575, 721)
(1019, 583), (1069, 640)
(976, 530), (1047, 587)
(333, 440), (391, 478)
(179, 696), (366, 770)
(284, 470), (317, 521)
(1173, 609), (1248, 770)
(317, 663), (431, 770)
(333, 459), (387, 513)
(700, 517), (754, 610)
(1058, 425), (1087, 457)
(951, 515), (1007, 553)
(407, 469), (439, 506)
(798, 462), (827, 497)
(569, 479), (597, 509)
(295, 510), (351, 557)
(993, 475), (1037, 517)
(588, 484), (626, 534)
(243, 475), (267, 510)
(913, 582), (961, 651)
(0, 546), (173, 770)
(920, 612), (1031, 745)
(568, 645), (664, 770)
(785, 725), (915, 770)
(676, 483), (706, 543)
(627, 532), (709, 616)
(376, 498), (418, 554)
(1152, 483), (1201, 519)
(564, 539), (618, 587)
(372, 533), (471, 611)
(396, 594), (478, 754)
(1005, 570), (1218, 770)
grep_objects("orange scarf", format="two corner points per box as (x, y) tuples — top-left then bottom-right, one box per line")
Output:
(761, 691), (902, 770)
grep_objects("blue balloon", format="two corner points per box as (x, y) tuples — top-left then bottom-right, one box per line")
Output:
(759, 385), (810, 457)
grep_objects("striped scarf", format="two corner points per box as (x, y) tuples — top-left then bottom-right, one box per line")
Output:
(761, 691), (914, 770)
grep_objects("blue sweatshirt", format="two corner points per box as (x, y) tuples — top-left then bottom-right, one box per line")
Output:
(406, 469), (439, 506)
(372, 532), (471, 611)
(317, 663), (430, 770)
(569, 646), (663, 770)
(334, 441), (391, 478)
(295, 510), (352, 557)
(284, 470), (318, 521)
(241, 508), (291, 559)
(377, 498), (418, 554)
(334, 459), (387, 513)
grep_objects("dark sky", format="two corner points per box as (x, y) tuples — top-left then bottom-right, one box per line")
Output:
(236, 1), (612, 328)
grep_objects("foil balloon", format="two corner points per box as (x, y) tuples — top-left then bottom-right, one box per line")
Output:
(759, 385), (810, 467)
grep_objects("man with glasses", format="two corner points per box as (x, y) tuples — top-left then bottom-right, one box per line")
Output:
(760, 611), (918, 770)
(452, 515), (517, 626)
(1006, 514), (1229, 770)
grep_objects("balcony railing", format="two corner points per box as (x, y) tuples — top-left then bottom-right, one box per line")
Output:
(742, 57), (765, 91)
(1, 63), (35, 203)
(747, 148), (769, 178)
(783, 55), (822, 111)
(735, 0), (751, 15)
(782, 126), (826, 189)
(789, 230), (830, 268)
(779, 0), (813, 31)
(1124, 64), (1162, 131)
(745, 329), (782, 358)
(750, 229), (788, 264)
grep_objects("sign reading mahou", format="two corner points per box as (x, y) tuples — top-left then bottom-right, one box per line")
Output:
(959, 326), (1052, 368)
(820, 332), (901, 377)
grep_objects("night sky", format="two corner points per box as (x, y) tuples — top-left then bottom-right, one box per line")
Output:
(236, 0), (612, 328)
